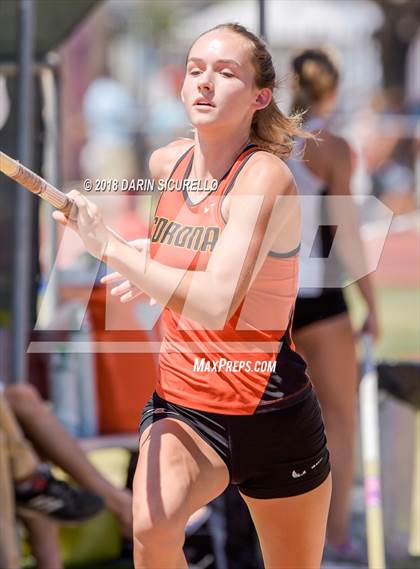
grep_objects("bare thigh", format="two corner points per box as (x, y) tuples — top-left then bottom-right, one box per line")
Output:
(133, 418), (230, 536)
(293, 313), (358, 424)
(241, 473), (332, 568)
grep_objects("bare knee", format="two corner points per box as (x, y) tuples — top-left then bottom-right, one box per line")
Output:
(5, 384), (41, 415)
(133, 511), (186, 550)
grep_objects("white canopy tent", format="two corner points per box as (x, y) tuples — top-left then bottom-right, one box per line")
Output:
(175, 0), (383, 46)
(174, 0), (385, 113)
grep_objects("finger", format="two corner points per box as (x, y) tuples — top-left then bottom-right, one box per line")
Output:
(68, 190), (91, 216)
(52, 210), (68, 225)
(52, 210), (78, 231)
(72, 192), (99, 219)
(120, 289), (144, 303)
(67, 189), (96, 213)
(74, 194), (102, 232)
(101, 272), (123, 284)
(67, 189), (81, 199)
(72, 193), (89, 213)
(110, 281), (132, 296)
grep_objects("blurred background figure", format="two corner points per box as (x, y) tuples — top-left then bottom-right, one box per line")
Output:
(287, 48), (378, 565)
(147, 63), (190, 147)
(362, 88), (417, 216)
(0, 383), (102, 567)
(4, 383), (132, 536)
(80, 75), (140, 181)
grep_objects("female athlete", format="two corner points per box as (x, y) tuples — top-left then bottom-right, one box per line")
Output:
(288, 48), (379, 562)
(54, 24), (332, 569)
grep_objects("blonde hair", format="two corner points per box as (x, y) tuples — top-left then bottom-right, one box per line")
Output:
(187, 22), (309, 159)
(291, 48), (339, 114)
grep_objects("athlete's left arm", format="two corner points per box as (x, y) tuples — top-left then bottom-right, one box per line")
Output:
(61, 155), (299, 328)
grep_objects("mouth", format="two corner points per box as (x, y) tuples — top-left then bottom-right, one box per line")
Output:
(193, 98), (215, 108)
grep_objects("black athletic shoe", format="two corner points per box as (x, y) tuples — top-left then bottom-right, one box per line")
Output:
(15, 469), (105, 523)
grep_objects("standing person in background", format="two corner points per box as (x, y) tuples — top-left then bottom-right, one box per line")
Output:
(288, 49), (380, 564)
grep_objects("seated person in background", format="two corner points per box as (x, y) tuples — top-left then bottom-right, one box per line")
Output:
(3, 382), (133, 538)
(0, 386), (103, 523)
(19, 510), (63, 569)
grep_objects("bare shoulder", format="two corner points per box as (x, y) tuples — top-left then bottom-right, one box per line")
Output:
(303, 130), (352, 179)
(149, 138), (194, 180)
(320, 130), (352, 160)
(237, 150), (295, 196)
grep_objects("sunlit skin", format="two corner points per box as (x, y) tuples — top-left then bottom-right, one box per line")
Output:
(180, 30), (272, 184)
(183, 32), (266, 130)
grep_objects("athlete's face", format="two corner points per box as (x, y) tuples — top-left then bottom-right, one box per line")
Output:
(181, 30), (271, 132)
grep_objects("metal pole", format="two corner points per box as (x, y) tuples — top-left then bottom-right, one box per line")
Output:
(12, 0), (36, 383)
(258, 0), (266, 41)
(36, 59), (60, 329)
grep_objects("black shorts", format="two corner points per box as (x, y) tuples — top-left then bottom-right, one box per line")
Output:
(292, 288), (348, 332)
(139, 388), (330, 499)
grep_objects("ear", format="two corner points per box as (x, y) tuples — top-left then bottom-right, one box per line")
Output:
(255, 88), (272, 111)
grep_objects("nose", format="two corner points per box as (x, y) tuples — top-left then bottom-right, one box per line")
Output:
(198, 73), (213, 94)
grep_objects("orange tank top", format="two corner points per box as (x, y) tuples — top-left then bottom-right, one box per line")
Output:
(149, 144), (312, 414)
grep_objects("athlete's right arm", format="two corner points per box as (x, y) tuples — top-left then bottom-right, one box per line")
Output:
(102, 151), (296, 329)
(101, 140), (194, 302)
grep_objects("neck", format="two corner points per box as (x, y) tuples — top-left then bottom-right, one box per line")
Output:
(309, 98), (334, 119)
(191, 126), (251, 181)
